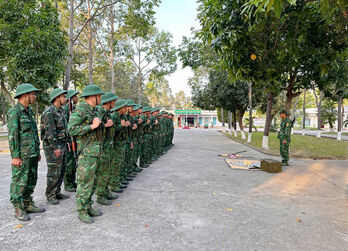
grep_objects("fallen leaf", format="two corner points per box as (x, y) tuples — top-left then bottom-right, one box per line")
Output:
(212, 192), (217, 196)
(14, 225), (23, 229)
(296, 218), (302, 222)
(225, 208), (233, 211)
(116, 203), (120, 207)
(145, 224), (149, 228)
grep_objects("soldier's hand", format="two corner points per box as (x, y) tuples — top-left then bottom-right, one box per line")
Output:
(12, 158), (23, 167)
(54, 149), (61, 158)
(155, 120), (158, 125)
(121, 120), (126, 126)
(132, 124), (137, 130)
(126, 121), (130, 127)
(105, 119), (113, 128)
(130, 142), (133, 149)
(138, 118), (143, 124)
(91, 118), (101, 130)
(283, 140), (287, 144)
(147, 119), (150, 124)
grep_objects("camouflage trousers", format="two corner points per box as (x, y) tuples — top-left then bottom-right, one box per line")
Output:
(64, 149), (77, 189)
(131, 140), (139, 171)
(152, 133), (159, 157)
(109, 141), (126, 189)
(124, 142), (132, 176)
(280, 141), (290, 163)
(43, 145), (67, 200)
(95, 151), (112, 198)
(10, 156), (39, 208)
(140, 135), (150, 167)
(76, 154), (100, 212)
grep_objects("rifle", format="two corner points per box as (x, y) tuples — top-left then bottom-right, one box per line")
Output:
(68, 99), (77, 160)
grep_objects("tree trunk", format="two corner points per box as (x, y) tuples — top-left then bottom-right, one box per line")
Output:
(228, 111), (232, 136)
(64, 0), (75, 90)
(238, 111), (246, 139)
(248, 82), (252, 142)
(313, 89), (324, 138)
(109, 7), (115, 92)
(263, 92), (274, 149)
(1, 81), (15, 106)
(0, 94), (6, 125)
(285, 72), (301, 117)
(232, 108), (237, 137)
(302, 90), (306, 136)
(221, 107), (225, 132)
(87, 0), (93, 85)
(137, 45), (142, 103)
(337, 96), (342, 141)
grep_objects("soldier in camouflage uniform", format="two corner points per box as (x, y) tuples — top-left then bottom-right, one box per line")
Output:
(124, 100), (137, 182)
(7, 83), (45, 221)
(109, 99), (129, 193)
(68, 85), (105, 224)
(150, 108), (160, 160)
(41, 88), (70, 205)
(168, 113), (174, 146)
(62, 90), (79, 192)
(95, 92), (118, 205)
(277, 109), (292, 166)
(141, 107), (152, 168)
(129, 105), (142, 175)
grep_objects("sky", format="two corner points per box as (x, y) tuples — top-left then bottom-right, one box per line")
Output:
(154, 0), (200, 96)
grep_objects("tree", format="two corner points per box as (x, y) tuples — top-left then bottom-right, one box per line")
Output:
(196, 0), (347, 148)
(121, 28), (177, 103)
(321, 99), (337, 130)
(0, 0), (67, 111)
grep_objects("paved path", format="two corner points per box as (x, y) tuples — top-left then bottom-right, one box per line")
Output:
(0, 129), (347, 250)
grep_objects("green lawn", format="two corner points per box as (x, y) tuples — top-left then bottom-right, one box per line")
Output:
(225, 131), (348, 159)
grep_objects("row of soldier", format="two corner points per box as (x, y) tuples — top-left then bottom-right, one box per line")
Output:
(7, 83), (174, 223)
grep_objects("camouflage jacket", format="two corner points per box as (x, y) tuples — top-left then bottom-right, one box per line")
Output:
(68, 101), (104, 156)
(111, 112), (126, 142)
(278, 118), (292, 142)
(152, 115), (160, 134)
(97, 106), (114, 154)
(40, 104), (68, 150)
(7, 102), (40, 159)
(143, 115), (151, 134)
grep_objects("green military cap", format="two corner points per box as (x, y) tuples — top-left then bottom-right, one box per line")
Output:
(101, 92), (118, 105)
(151, 107), (160, 113)
(133, 105), (140, 111)
(279, 109), (287, 115)
(112, 99), (128, 111)
(142, 106), (151, 112)
(80, 84), (104, 97)
(50, 88), (68, 103)
(126, 99), (136, 106)
(66, 90), (79, 100)
(162, 111), (168, 114)
(14, 83), (39, 99)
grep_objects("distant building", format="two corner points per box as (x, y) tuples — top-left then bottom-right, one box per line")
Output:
(168, 109), (222, 127)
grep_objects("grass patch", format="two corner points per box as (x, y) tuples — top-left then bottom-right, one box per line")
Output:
(225, 131), (348, 159)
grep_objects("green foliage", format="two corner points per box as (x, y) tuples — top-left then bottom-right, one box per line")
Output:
(0, 0), (67, 107)
(321, 99), (337, 128)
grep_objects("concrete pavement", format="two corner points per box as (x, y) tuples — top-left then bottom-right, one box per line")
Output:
(0, 129), (347, 250)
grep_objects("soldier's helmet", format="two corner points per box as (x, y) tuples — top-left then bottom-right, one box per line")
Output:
(133, 105), (140, 111)
(101, 92), (118, 105)
(66, 90), (79, 100)
(50, 88), (68, 103)
(14, 83), (39, 99)
(112, 99), (128, 111)
(80, 85), (104, 97)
